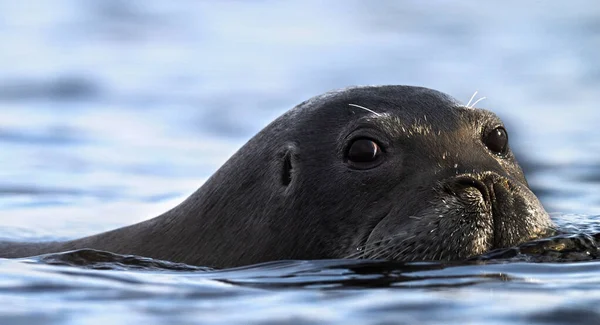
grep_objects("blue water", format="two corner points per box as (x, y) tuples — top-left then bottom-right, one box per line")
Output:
(1, 1), (600, 324)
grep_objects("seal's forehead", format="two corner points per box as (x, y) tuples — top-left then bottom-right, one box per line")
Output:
(295, 85), (463, 118)
(341, 89), (504, 133)
(337, 86), (501, 123)
(287, 85), (503, 132)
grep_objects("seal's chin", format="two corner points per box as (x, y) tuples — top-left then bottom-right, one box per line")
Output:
(359, 173), (554, 262)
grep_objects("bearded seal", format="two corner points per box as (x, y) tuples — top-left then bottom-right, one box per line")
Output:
(0, 86), (554, 268)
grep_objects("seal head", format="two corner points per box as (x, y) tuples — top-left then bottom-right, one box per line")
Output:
(272, 86), (553, 262)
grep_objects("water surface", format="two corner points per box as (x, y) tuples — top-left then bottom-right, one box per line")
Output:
(1, 1), (600, 324)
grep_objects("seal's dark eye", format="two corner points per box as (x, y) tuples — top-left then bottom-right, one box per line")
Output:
(346, 138), (383, 168)
(483, 127), (508, 156)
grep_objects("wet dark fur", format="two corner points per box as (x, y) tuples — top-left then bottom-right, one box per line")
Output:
(0, 86), (554, 268)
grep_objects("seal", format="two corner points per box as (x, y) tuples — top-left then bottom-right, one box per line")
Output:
(0, 86), (554, 268)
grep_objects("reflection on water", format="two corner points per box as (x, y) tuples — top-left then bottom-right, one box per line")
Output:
(2, 250), (600, 325)
(1, 1), (600, 324)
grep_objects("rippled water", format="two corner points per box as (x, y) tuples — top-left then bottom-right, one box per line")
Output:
(1, 1), (600, 324)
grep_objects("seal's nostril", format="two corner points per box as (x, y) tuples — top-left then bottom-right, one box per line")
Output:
(449, 176), (492, 204)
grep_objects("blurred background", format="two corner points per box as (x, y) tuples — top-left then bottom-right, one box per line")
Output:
(0, 0), (599, 240)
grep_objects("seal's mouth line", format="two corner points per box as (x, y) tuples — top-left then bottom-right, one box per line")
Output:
(352, 210), (392, 259)
(362, 213), (389, 247)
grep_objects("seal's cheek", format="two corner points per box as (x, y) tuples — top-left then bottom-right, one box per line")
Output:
(359, 194), (496, 262)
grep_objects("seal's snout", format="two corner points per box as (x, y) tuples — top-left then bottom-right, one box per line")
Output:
(442, 171), (553, 250)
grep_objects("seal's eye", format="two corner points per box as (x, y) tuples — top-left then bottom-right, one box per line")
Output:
(483, 127), (508, 156)
(346, 138), (383, 168)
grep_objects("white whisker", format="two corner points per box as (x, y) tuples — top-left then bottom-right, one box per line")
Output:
(466, 91), (478, 107)
(348, 104), (381, 117)
(469, 96), (487, 108)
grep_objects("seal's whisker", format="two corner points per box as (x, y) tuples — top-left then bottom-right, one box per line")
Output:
(368, 248), (390, 260)
(391, 243), (414, 260)
(345, 237), (395, 259)
(347, 232), (416, 260)
(348, 104), (382, 117)
(469, 96), (487, 108)
(370, 234), (417, 260)
(345, 239), (391, 259)
(355, 233), (403, 251)
(358, 243), (387, 260)
(466, 91), (478, 107)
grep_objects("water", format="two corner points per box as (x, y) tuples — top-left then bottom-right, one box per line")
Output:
(1, 0), (600, 324)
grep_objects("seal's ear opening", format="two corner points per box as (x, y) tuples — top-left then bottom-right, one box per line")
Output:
(280, 145), (297, 187)
(282, 151), (293, 186)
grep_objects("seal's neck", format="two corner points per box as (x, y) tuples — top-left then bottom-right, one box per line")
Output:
(1, 128), (304, 268)
(32, 153), (285, 267)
